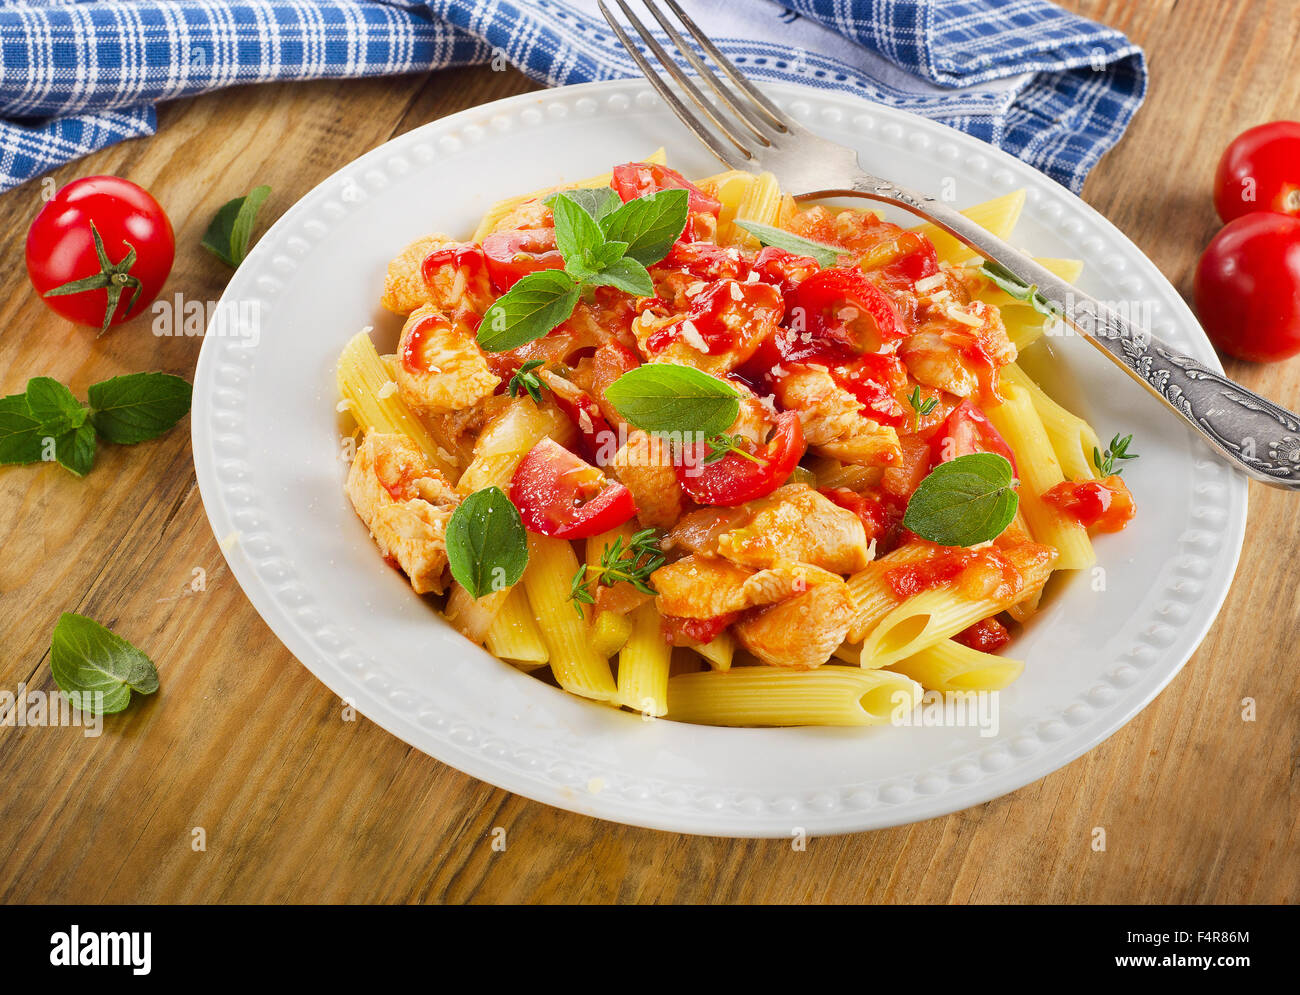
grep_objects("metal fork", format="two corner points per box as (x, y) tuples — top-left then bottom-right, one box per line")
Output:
(599, 0), (1300, 489)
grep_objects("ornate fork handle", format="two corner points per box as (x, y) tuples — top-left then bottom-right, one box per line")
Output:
(808, 173), (1300, 488)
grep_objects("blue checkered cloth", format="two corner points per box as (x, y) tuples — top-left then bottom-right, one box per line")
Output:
(0, 0), (1145, 193)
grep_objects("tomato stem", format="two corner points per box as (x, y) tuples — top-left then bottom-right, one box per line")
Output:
(42, 220), (144, 336)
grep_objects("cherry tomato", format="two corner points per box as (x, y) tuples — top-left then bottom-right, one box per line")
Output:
(509, 438), (637, 539)
(26, 175), (174, 334)
(1042, 476), (1135, 532)
(1213, 121), (1300, 224)
(787, 266), (901, 357)
(481, 228), (564, 291)
(548, 380), (616, 464)
(676, 410), (805, 506)
(931, 398), (1019, 476)
(1193, 212), (1300, 361)
(611, 162), (721, 216)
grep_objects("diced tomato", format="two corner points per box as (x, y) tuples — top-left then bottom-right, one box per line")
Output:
(880, 435), (935, 502)
(611, 162), (722, 216)
(509, 438), (637, 539)
(662, 612), (739, 646)
(1042, 475), (1135, 532)
(857, 229), (940, 291)
(832, 352), (909, 427)
(930, 398), (1018, 476)
(481, 228), (565, 292)
(954, 617), (1011, 652)
(786, 266), (902, 357)
(884, 543), (1021, 601)
(656, 241), (751, 284)
(676, 410), (805, 507)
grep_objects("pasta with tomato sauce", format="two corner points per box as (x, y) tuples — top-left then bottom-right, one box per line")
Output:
(335, 159), (1136, 728)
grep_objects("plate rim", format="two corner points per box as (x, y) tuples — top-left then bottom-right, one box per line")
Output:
(192, 77), (1248, 837)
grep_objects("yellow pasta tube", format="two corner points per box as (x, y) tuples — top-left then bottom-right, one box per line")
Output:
(484, 584), (548, 668)
(664, 666), (922, 727)
(845, 543), (934, 643)
(911, 189), (1026, 264)
(336, 331), (456, 478)
(521, 534), (617, 702)
(684, 629), (735, 672)
(1000, 363), (1102, 481)
(985, 383), (1095, 569)
(856, 548), (1056, 669)
(888, 638), (1024, 692)
(616, 603), (672, 716)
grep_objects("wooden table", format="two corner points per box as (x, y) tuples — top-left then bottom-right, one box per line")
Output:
(1, 0), (1296, 904)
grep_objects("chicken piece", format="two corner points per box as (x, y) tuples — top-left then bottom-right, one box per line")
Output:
(733, 573), (855, 669)
(652, 555), (825, 619)
(347, 432), (460, 594)
(718, 483), (871, 574)
(486, 197), (551, 236)
(774, 365), (902, 467)
(395, 305), (499, 416)
(381, 235), (494, 316)
(611, 429), (685, 529)
(902, 300), (1016, 398)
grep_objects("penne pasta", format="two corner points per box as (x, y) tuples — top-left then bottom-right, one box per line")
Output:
(888, 638), (1024, 692)
(912, 189), (1026, 264)
(521, 534), (617, 702)
(484, 584), (549, 668)
(665, 666), (922, 727)
(1001, 362), (1103, 481)
(616, 603), (672, 716)
(986, 382), (1096, 569)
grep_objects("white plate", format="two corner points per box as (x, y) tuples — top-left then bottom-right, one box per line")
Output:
(192, 79), (1246, 836)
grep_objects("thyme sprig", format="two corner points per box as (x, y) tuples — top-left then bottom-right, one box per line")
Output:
(1094, 432), (1139, 476)
(568, 528), (664, 615)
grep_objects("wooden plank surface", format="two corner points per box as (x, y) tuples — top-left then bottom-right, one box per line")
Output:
(1, 0), (1296, 904)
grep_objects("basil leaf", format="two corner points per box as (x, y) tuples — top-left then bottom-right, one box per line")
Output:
(88, 372), (193, 445)
(590, 240), (629, 268)
(50, 612), (160, 715)
(546, 186), (621, 224)
(585, 256), (654, 297)
(551, 192), (606, 262)
(25, 377), (86, 434)
(903, 452), (1019, 547)
(734, 220), (846, 267)
(203, 184), (271, 267)
(0, 395), (43, 465)
(477, 269), (581, 352)
(51, 421), (97, 477)
(601, 188), (690, 266)
(605, 364), (740, 437)
(445, 486), (529, 599)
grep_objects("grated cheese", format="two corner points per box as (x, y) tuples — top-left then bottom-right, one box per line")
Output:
(945, 305), (984, 328)
(914, 273), (946, 293)
(729, 282), (744, 301)
(679, 319), (709, 353)
(377, 380), (399, 399)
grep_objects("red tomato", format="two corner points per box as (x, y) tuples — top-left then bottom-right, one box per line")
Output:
(481, 228), (564, 291)
(611, 162), (721, 216)
(1042, 476), (1135, 532)
(662, 612), (739, 646)
(676, 410), (805, 506)
(752, 245), (821, 299)
(26, 175), (174, 334)
(1194, 212), (1300, 361)
(1213, 121), (1300, 223)
(548, 381), (616, 464)
(954, 617), (1011, 652)
(931, 398), (1019, 476)
(787, 266), (901, 357)
(509, 438), (637, 539)
(820, 486), (905, 546)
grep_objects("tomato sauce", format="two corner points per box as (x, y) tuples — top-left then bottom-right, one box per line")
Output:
(399, 311), (449, 375)
(884, 542), (1024, 601)
(1042, 476), (1136, 532)
(662, 613), (739, 646)
(421, 243), (487, 286)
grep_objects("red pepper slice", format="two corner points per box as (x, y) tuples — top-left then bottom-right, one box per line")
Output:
(509, 438), (637, 539)
(675, 410), (805, 507)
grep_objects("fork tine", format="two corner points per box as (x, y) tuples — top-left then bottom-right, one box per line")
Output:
(597, 0), (748, 170)
(642, 0), (783, 144)
(661, 0), (792, 133)
(612, 0), (758, 158)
